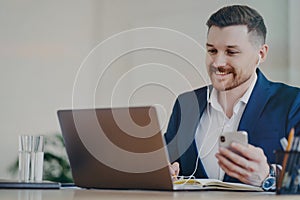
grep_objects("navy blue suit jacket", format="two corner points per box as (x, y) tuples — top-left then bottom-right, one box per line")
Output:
(164, 69), (300, 183)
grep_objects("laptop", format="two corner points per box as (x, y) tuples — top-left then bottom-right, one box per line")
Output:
(57, 106), (179, 190)
(57, 106), (264, 192)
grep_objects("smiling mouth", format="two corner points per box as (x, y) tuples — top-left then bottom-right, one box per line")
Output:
(215, 70), (229, 75)
(212, 67), (233, 76)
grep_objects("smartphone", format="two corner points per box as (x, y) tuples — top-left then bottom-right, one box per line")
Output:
(219, 131), (248, 151)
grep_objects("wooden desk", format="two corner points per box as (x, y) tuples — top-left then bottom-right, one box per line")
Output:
(0, 189), (299, 200)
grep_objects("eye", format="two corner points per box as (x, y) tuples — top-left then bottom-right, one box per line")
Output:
(226, 50), (239, 56)
(207, 49), (217, 55)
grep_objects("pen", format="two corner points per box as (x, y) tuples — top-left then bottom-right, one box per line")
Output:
(287, 137), (300, 192)
(280, 137), (288, 150)
(283, 137), (299, 190)
(286, 128), (295, 151)
(278, 128), (295, 190)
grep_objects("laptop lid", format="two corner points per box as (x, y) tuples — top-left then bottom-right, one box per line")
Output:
(57, 106), (174, 190)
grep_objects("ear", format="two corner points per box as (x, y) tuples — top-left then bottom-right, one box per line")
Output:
(258, 44), (269, 63)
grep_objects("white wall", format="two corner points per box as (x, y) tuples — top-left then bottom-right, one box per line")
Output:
(289, 0), (300, 86)
(0, 0), (97, 179)
(0, 0), (298, 179)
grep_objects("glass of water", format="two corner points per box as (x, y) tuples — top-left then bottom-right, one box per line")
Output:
(18, 135), (44, 182)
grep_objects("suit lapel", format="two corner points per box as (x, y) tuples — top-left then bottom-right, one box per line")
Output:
(238, 69), (271, 134)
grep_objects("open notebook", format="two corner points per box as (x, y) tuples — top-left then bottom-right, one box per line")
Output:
(57, 106), (262, 191)
(173, 178), (262, 191)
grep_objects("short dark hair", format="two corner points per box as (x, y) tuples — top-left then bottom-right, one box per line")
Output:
(206, 5), (267, 45)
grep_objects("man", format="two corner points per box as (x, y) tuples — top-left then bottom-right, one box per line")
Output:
(165, 5), (300, 189)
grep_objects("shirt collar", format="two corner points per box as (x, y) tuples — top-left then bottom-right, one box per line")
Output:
(239, 73), (257, 104)
(208, 73), (258, 112)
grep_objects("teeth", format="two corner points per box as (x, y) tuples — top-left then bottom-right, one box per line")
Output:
(215, 71), (228, 75)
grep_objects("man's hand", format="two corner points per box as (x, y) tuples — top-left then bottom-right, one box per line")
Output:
(215, 142), (269, 186)
(169, 162), (180, 181)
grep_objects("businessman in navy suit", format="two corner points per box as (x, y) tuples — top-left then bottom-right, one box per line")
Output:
(165, 5), (300, 187)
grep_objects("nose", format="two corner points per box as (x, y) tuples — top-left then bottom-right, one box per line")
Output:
(211, 53), (226, 68)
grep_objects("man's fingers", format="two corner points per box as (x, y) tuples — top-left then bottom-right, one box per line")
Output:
(230, 143), (266, 162)
(216, 152), (250, 177)
(169, 162), (180, 181)
(218, 147), (250, 170)
(218, 160), (246, 182)
(169, 162), (180, 176)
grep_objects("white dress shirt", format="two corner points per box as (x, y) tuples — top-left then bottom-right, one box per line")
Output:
(195, 74), (257, 180)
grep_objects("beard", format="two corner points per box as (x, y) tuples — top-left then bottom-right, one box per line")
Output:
(209, 66), (252, 91)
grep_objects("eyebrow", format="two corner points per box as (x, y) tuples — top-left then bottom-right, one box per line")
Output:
(206, 43), (239, 48)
